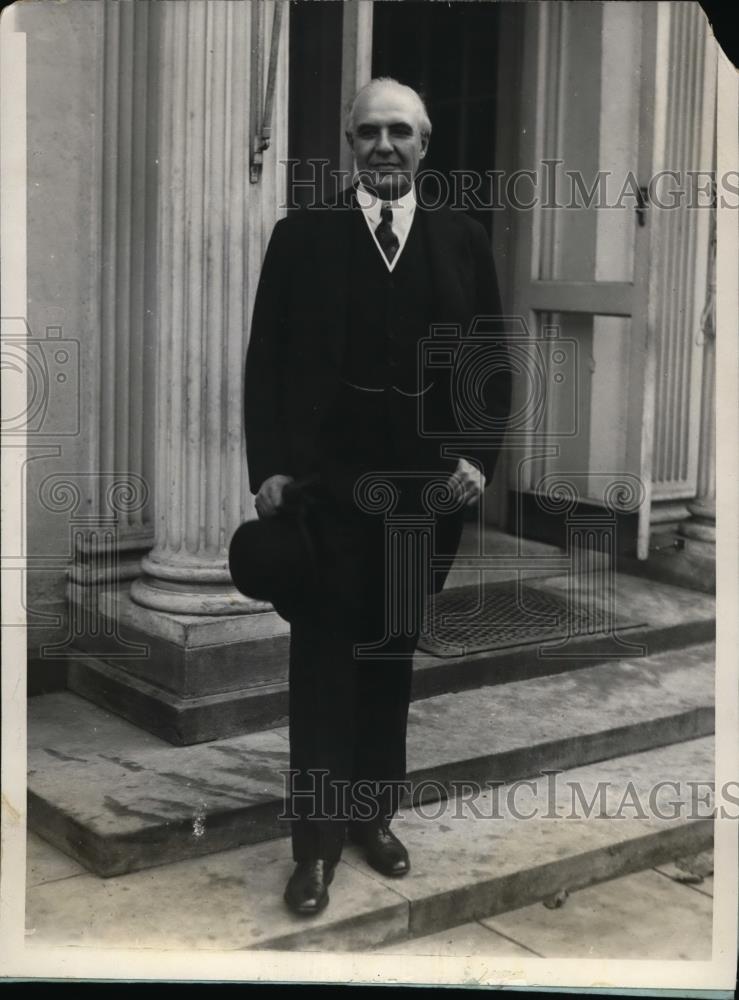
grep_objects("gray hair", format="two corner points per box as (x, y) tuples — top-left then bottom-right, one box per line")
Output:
(345, 77), (432, 141)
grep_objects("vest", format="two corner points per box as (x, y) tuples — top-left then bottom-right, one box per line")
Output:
(317, 210), (442, 478)
(341, 207), (433, 392)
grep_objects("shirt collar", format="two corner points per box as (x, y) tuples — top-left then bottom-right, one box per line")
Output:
(354, 181), (417, 224)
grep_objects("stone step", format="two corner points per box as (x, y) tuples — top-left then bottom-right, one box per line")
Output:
(54, 527), (567, 742)
(64, 572), (714, 744)
(25, 737), (715, 953)
(28, 641), (714, 877)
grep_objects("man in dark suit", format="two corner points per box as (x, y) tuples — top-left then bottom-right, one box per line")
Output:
(244, 78), (511, 916)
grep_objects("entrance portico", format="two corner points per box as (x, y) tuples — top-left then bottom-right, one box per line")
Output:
(16, 1), (716, 741)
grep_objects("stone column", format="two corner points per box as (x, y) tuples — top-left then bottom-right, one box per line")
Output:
(680, 215), (716, 549)
(68, 0), (157, 607)
(67, 1), (293, 744)
(130, 0), (287, 615)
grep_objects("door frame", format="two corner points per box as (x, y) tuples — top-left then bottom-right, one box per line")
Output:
(507, 1), (658, 558)
(338, 1), (373, 177)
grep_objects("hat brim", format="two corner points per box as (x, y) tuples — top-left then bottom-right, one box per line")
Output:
(228, 508), (320, 619)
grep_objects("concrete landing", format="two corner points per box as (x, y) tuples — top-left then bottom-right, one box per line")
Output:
(25, 737), (714, 953)
(372, 864), (713, 959)
(478, 867), (713, 960)
(28, 642), (714, 876)
(64, 571), (714, 745)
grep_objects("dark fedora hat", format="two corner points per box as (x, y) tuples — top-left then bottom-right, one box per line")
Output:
(228, 478), (322, 622)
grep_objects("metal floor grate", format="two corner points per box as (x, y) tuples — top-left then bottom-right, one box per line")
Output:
(417, 581), (632, 658)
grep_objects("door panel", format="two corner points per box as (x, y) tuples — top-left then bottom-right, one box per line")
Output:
(511, 0), (654, 556)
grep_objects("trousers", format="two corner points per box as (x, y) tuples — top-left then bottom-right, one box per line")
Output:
(288, 611), (418, 863)
(286, 383), (464, 863)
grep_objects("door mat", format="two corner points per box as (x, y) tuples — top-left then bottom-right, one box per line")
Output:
(417, 581), (642, 658)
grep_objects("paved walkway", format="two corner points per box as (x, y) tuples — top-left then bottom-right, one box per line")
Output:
(26, 829), (712, 959)
(372, 858), (714, 959)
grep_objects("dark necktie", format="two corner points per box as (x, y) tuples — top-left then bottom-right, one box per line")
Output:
(375, 204), (400, 264)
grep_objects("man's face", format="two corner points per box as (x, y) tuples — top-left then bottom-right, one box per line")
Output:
(347, 85), (429, 200)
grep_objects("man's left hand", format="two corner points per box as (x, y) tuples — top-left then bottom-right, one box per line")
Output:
(449, 458), (486, 507)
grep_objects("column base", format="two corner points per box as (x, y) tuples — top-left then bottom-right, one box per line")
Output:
(131, 547), (273, 616)
(130, 572), (269, 616)
(63, 583), (292, 743)
(66, 654), (290, 745)
(680, 500), (716, 544)
(679, 520), (716, 544)
(69, 530), (155, 585)
(618, 531), (715, 595)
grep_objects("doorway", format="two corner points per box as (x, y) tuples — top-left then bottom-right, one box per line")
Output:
(372, 0), (499, 238)
(286, 0), (509, 530)
(372, 1), (509, 531)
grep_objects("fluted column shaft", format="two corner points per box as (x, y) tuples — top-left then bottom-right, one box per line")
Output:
(67, 0), (157, 591)
(680, 335), (715, 541)
(680, 208), (716, 547)
(131, 0), (288, 614)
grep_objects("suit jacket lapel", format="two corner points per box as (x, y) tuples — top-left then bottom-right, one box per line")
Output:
(420, 204), (474, 327)
(316, 191), (363, 374)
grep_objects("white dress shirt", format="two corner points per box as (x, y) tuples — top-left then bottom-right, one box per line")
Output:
(355, 182), (417, 273)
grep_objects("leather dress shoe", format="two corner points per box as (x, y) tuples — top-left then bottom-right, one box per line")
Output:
(349, 822), (410, 878)
(284, 859), (337, 916)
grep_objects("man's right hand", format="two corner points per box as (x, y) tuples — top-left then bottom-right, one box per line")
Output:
(254, 474), (295, 519)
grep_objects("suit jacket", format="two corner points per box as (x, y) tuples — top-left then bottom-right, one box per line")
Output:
(244, 188), (512, 496)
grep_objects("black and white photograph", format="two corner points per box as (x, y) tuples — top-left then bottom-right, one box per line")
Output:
(1, 0), (737, 991)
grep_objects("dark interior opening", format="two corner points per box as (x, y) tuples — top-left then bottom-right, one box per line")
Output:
(288, 1), (500, 224)
(372, 0), (499, 236)
(288, 0), (343, 208)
